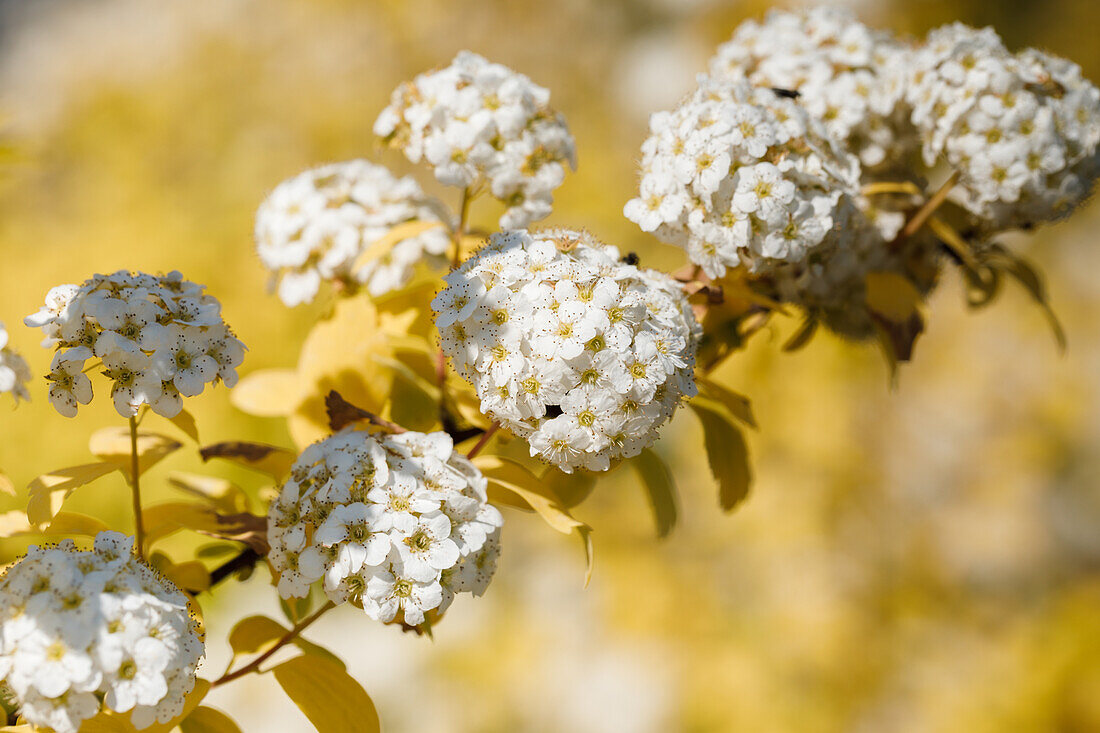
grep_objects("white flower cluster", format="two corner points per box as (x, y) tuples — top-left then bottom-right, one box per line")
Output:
(24, 271), (245, 418)
(0, 322), (31, 404)
(708, 7), (916, 171)
(908, 23), (1100, 231)
(255, 160), (453, 306)
(0, 532), (203, 733)
(624, 77), (861, 279)
(268, 429), (502, 627)
(434, 229), (700, 472)
(375, 51), (577, 230)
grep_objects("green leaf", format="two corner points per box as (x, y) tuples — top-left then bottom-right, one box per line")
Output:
(88, 428), (182, 480)
(168, 408), (201, 443)
(273, 655), (380, 733)
(180, 707), (243, 733)
(26, 462), (118, 525)
(631, 449), (678, 538)
(689, 397), (752, 512)
(697, 377), (757, 429)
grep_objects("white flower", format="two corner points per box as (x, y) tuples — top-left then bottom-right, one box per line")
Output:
(25, 271), (245, 418)
(0, 532), (204, 733)
(268, 429), (503, 628)
(0, 322), (32, 404)
(707, 7), (917, 171)
(435, 229), (701, 473)
(377, 51), (577, 229)
(255, 160), (453, 306)
(907, 23), (1100, 231)
(625, 77), (860, 278)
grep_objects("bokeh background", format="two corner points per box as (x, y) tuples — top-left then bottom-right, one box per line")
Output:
(2, 0), (1100, 730)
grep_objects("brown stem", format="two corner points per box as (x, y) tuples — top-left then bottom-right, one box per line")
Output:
(466, 423), (500, 459)
(895, 171), (960, 243)
(212, 601), (336, 687)
(128, 416), (145, 559)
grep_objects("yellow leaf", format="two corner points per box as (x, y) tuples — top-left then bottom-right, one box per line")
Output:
(0, 510), (109, 539)
(273, 655), (380, 733)
(781, 316), (818, 353)
(165, 560), (210, 593)
(168, 408), (201, 443)
(864, 271), (924, 323)
(199, 442), (296, 481)
(180, 706), (243, 733)
(289, 297), (395, 448)
(473, 456), (582, 534)
(168, 472), (248, 513)
(861, 181), (923, 196)
(228, 615), (344, 668)
(0, 471), (14, 497)
(74, 712), (136, 732)
(631, 449), (678, 539)
(350, 219), (446, 273)
(88, 428), (182, 480)
(697, 376), (758, 429)
(26, 462), (118, 525)
(0, 510), (32, 538)
(689, 397), (753, 512)
(541, 469), (597, 509)
(142, 502), (223, 546)
(578, 525), (594, 588)
(231, 368), (301, 418)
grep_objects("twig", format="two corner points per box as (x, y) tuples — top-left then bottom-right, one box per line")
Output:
(895, 171), (960, 243)
(212, 601), (336, 687)
(128, 416), (145, 559)
(466, 423), (500, 459)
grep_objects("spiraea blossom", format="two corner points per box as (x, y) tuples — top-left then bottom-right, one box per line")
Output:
(268, 429), (503, 627)
(0, 532), (204, 733)
(434, 229), (700, 473)
(24, 271), (245, 418)
(375, 51), (577, 229)
(0, 322), (31, 404)
(908, 23), (1100, 231)
(708, 7), (916, 171)
(255, 160), (453, 306)
(624, 77), (861, 279)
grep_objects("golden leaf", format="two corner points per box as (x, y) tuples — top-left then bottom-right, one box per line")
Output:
(0, 471), (14, 497)
(272, 655), (380, 733)
(199, 441), (296, 481)
(350, 219), (446, 274)
(179, 707), (243, 733)
(697, 376), (758, 429)
(26, 462), (118, 526)
(168, 472), (249, 514)
(631, 448), (678, 538)
(88, 428), (182, 481)
(689, 397), (753, 512)
(864, 271), (924, 323)
(168, 408), (201, 443)
(231, 368), (301, 418)
(228, 614), (343, 667)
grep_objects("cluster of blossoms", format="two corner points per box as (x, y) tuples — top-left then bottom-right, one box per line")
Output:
(268, 429), (502, 626)
(255, 160), (453, 306)
(375, 51), (577, 229)
(707, 7), (916, 171)
(24, 271), (245, 418)
(0, 322), (31, 404)
(434, 229), (700, 472)
(624, 76), (861, 279)
(908, 23), (1100, 231)
(0, 533), (203, 733)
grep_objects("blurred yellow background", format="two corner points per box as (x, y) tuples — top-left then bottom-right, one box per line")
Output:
(2, 0), (1100, 730)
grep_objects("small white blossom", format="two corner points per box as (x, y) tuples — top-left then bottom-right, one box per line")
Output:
(25, 271), (245, 418)
(435, 229), (701, 473)
(907, 23), (1100, 231)
(268, 429), (503, 628)
(624, 77), (861, 279)
(376, 51), (577, 229)
(255, 160), (453, 305)
(0, 322), (31, 404)
(0, 533), (204, 733)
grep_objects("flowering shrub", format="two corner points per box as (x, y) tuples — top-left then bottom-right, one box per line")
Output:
(0, 8), (1096, 730)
